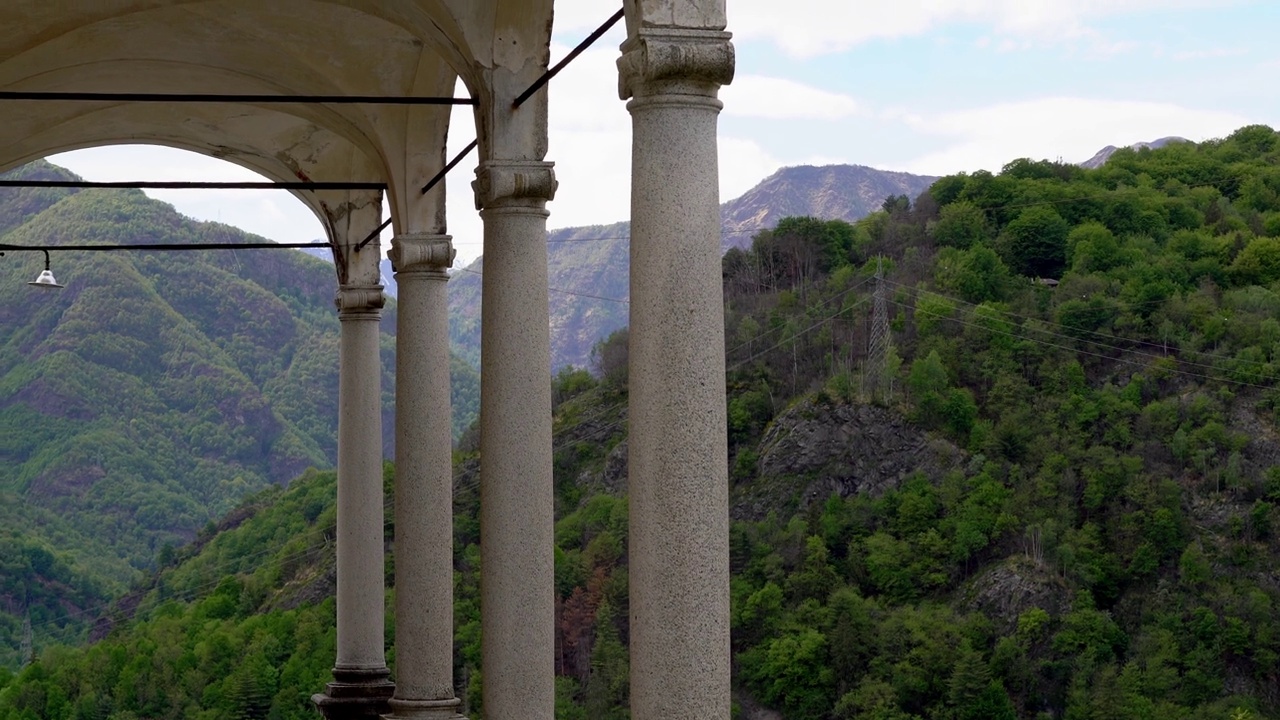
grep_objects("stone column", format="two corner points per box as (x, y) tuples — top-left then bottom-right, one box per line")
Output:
(384, 234), (463, 720)
(619, 27), (735, 720)
(474, 161), (557, 720)
(315, 283), (395, 720)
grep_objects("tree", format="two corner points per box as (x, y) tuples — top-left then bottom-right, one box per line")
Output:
(937, 246), (1011, 304)
(590, 328), (628, 389)
(998, 206), (1070, 277)
(930, 201), (988, 249)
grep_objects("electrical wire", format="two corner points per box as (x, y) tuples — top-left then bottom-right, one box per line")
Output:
(885, 278), (1280, 379)
(883, 295), (1276, 392)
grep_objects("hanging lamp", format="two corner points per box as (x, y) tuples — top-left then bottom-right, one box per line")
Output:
(27, 249), (63, 289)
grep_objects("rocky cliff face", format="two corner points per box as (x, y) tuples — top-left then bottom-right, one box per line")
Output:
(733, 398), (966, 519)
(448, 163), (937, 371)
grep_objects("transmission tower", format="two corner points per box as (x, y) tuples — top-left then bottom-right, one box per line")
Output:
(866, 257), (892, 403)
(20, 611), (32, 668)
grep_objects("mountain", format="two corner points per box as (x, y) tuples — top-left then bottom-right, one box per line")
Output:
(720, 164), (938, 247)
(0, 160), (478, 667)
(448, 164), (937, 371)
(1078, 136), (1190, 169)
(9, 126), (1280, 719)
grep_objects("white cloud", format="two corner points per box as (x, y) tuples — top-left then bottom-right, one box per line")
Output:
(726, 0), (1225, 58)
(898, 97), (1252, 176)
(721, 75), (861, 120)
(1173, 47), (1249, 61)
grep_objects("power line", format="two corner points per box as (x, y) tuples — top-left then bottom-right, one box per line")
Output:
(454, 267), (628, 304)
(884, 295), (1276, 392)
(886, 278), (1280, 379)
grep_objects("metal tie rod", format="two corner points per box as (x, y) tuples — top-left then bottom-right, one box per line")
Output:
(0, 180), (385, 191)
(0, 242), (329, 252)
(0, 91), (476, 106)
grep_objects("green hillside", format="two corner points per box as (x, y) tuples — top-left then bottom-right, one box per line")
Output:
(0, 161), (479, 669)
(7, 126), (1280, 718)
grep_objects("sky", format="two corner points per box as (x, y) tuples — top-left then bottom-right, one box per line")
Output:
(51, 0), (1280, 267)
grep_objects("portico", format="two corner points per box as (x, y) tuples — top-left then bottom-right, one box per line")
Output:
(0, 2), (733, 717)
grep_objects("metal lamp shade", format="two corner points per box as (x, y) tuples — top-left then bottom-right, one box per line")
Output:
(28, 268), (64, 289)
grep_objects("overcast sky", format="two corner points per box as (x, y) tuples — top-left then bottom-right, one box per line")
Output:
(52, 0), (1280, 266)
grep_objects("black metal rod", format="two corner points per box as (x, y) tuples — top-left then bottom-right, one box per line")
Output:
(352, 138), (479, 253)
(353, 218), (393, 253)
(0, 179), (385, 191)
(358, 9), (622, 251)
(0, 91), (476, 106)
(422, 139), (478, 195)
(0, 242), (329, 252)
(513, 8), (625, 108)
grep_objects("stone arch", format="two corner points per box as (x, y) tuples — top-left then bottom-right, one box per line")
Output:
(0, 1), (474, 242)
(0, 104), (384, 244)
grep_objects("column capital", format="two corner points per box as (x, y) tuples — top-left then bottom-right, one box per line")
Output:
(472, 160), (557, 212)
(618, 28), (735, 102)
(389, 234), (455, 277)
(335, 284), (385, 320)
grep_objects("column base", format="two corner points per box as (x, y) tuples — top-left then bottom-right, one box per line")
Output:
(312, 667), (395, 720)
(383, 697), (466, 719)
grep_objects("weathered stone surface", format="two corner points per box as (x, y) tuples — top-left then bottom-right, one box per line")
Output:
(739, 398), (965, 518)
(960, 556), (1070, 634)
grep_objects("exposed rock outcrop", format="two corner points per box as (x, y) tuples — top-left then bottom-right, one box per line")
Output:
(734, 398), (965, 518)
(960, 556), (1070, 634)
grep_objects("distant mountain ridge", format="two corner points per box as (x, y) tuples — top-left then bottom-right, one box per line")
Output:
(448, 163), (938, 370)
(1078, 136), (1190, 169)
(720, 164), (937, 247)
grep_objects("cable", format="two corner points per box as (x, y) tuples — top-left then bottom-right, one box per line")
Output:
(887, 278), (1280, 379)
(725, 274), (875, 360)
(728, 298), (871, 373)
(448, 228), (763, 246)
(454, 267), (628, 304)
(884, 295), (1275, 392)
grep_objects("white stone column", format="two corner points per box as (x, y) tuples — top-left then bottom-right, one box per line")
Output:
(315, 283), (395, 720)
(474, 160), (557, 720)
(619, 27), (735, 720)
(384, 234), (463, 720)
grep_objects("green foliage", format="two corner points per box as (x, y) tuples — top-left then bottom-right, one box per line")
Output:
(0, 163), (485, 668)
(14, 129), (1280, 720)
(937, 245), (1012, 303)
(998, 206), (1071, 278)
(930, 201), (988, 249)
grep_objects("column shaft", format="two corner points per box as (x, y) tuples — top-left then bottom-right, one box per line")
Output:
(476, 161), (556, 720)
(387, 235), (463, 720)
(621, 30), (735, 720)
(316, 285), (395, 720)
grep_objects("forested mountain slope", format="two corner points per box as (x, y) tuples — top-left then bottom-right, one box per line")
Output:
(0, 161), (479, 669)
(448, 164), (937, 371)
(8, 127), (1280, 718)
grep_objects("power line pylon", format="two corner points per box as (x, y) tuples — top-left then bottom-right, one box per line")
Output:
(866, 257), (892, 403)
(20, 610), (32, 668)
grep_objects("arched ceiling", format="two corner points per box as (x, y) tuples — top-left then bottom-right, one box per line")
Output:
(0, 0), (557, 237)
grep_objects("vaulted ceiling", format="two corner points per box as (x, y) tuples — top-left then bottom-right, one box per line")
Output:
(0, 0), (555, 236)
